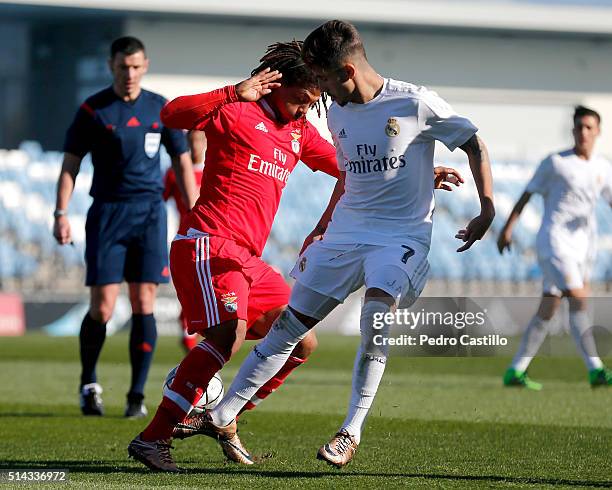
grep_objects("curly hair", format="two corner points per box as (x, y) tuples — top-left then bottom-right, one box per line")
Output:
(252, 40), (328, 115)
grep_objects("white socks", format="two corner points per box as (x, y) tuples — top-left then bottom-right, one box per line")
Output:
(210, 309), (310, 426)
(512, 309), (604, 373)
(569, 310), (603, 371)
(341, 300), (391, 444)
(511, 315), (549, 372)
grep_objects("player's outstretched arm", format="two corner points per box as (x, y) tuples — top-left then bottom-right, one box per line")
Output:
(455, 135), (495, 252)
(53, 152), (82, 245)
(299, 171), (346, 254)
(497, 191), (532, 254)
(171, 152), (198, 210)
(434, 166), (464, 191)
(161, 69), (282, 130)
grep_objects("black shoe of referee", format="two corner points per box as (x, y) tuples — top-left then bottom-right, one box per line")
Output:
(80, 383), (104, 416)
(125, 392), (148, 418)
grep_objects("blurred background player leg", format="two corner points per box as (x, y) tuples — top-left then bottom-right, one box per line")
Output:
(124, 199), (172, 418)
(79, 284), (120, 415)
(126, 283), (159, 417)
(503, 294), (560, 390)
(162, 129), (206, 352)
(566, 286), (612, 386)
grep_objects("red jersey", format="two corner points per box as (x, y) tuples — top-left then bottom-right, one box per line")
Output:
(163, 163), (204, 218)
(161, 85), (339, 256)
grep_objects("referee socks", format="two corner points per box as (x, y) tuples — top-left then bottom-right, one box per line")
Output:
(129, 314), (158, 396)
(79, 313), (107, 387)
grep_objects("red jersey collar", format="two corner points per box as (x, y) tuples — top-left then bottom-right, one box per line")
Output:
(257, 98), (304, 130)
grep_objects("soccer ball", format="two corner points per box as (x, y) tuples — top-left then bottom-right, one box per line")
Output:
(162, 365), (224, 414)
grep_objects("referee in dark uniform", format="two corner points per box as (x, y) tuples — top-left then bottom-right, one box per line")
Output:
(53, 37), (197, 417)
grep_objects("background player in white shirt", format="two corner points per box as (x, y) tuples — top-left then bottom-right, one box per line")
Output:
(194, 20), (495, 468)
(498, 105), (612, 389)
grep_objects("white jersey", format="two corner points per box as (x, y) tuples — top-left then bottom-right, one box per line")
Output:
(323, 78), (478, 251)
(526, 149), (612, 261)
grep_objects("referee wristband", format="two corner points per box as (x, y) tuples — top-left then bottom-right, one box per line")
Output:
(53, 209), (68, 218)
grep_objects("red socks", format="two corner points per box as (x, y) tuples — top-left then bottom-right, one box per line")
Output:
(142, 340), (228, 441)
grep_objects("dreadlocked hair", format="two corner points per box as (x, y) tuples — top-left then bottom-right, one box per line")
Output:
(251, 40), (328, 116)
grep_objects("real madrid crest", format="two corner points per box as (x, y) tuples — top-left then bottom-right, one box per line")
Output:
(291, 129), (302, 154)
(385, 118), (400, 137)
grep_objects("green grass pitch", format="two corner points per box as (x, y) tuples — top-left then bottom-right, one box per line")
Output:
(0, 333), (610, 489)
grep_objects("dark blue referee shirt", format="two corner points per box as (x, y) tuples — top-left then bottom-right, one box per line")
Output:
(64, 87), (188, 201)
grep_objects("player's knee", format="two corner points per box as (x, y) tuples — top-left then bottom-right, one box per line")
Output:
(364, 288), (396, 308)
(257, 309), (311, 357)
(288, 282), (339, 324)
(565, 290), (588, 311)
(249, 306), (285, 338)
(89, 306), (113, 324)
(205, 319), (247, 358)
(538, 309), (556, 321)
(288, 306), (319, 328)
(130, 300), (154, 315)
(129, 287), (156, 314)
(294, 330), (318, 358)
(537, 295), (560, 320)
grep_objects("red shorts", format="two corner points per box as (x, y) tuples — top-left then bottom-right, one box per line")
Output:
(170, 231), (289, 339)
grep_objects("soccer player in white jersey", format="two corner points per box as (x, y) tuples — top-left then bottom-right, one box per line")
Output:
(498, 106), (612, 389)
(184, 19), (495, 468)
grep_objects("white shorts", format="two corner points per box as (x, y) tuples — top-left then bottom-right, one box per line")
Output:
(539, 254), (593, 296)
(289, 240), (430, 308)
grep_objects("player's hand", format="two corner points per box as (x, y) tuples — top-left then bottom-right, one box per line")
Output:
(53, 215), (72, 245)
(434, 166), (464, 191)
(299, 228), (324, 255)
(235, 68), (282, 102)
(455, 211), (494, 252)
(497, 228), (512, 254)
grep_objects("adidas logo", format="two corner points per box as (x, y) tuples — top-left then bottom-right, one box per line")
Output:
(255, 122), (268, 133)
(126, 116), (141, 127)
(338, 128), (347, 139)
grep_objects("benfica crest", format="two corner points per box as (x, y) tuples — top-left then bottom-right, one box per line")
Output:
(290, 129), (302, 154)
(221, 292), (238, 313)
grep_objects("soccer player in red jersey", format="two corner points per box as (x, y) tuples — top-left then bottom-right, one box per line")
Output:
(163, 130), (207, 351)
(128, 41), (341, 471)
(128, 41), (463, 472)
